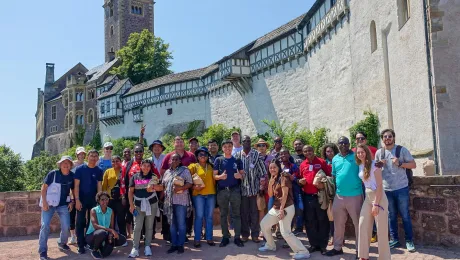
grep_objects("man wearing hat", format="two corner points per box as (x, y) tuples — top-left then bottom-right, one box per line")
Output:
(38, 156), (75, 260)
(189, 137), (200, 155)
(99, 142), (114, 173)
(149, 140), (166, 174)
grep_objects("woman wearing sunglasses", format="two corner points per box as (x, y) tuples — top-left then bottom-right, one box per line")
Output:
(188, 146), (216, 248)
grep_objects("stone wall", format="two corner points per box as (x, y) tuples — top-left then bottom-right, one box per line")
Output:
(0, 191), (62, 237)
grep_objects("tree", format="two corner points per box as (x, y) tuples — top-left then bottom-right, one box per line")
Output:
(111, 29), (173, 85)
(74, 126), (85, 146)
(90, 126), (102, 151)
(22, 152), (60, 191)
(349, 110), (380, 148)
(0, 145), (24, 191)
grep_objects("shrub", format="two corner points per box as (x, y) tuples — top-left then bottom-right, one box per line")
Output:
(349, 110), (380, 148)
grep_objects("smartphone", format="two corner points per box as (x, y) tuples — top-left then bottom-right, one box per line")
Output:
(133, 209), (139, 217)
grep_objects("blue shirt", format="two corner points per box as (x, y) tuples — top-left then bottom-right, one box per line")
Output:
(213, 156), (243, 188)
(43, 170), (74, 207)
(98, 157), (112, 173)
(86, 205), (112, 234)
(332, 151), (362, 197)
(75, 164), (103, 204)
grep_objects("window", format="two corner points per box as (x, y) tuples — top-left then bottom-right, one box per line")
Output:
(117, 102), (121, 109)
(51, 105), (57, 120)
(69, 113), (73, 126)
(167, 108), (173, 115)
(397, 0), (410, 29)
(131, 5), (143, 15)
(64, 115), (69, 129)
(63, 95), (69, 107)
(106, 101), (111, 113)
(88, 109), (94, 124)
(50, 126), (58, 133)
(110, 8), (113, 17)
(110, 47), (114, 53)
(87, 89), (95, 100)
(370, 21), (377, 53)
(77, 115), (84, 125)
(100, 103), (105, 114)
(331, 0), (336, 6)
(110, 26), (114, 36)
(76, 92), (84, 102)
(306, 21), (312, 34)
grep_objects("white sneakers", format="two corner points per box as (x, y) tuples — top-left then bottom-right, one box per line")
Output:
(293, 252), (311, 259)
(68, 236), (77, 245)
(144, 246), (152, 256)
(128, 248), (139, 258)
(258, 245), (276, 252)
(121, 241), (128, 247)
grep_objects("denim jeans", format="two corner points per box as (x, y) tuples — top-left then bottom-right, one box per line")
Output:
(38, 205), (71, 254)
(170, 204), (187, 247)
(293, 184), (304, 230)
(385, 186), (413, 241)
(192, 194), (216, 241)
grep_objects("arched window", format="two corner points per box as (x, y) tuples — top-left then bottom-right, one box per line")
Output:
(370, 21), (377, 53)
(64, 115), (69, 129)
(77, 115), (84, 125)
(139, 7), (142, 15)
(110, 8), (114, 17)
(69, 113), (73, 127)
(110, 26), (114, 36)
(397, 0), (410, 29)
(131, 6), (135, 13)
(88, 109), (94, 124)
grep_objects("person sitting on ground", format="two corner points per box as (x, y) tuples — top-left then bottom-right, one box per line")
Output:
(85, 191), (127, 259)
(259, 159), (310, 260)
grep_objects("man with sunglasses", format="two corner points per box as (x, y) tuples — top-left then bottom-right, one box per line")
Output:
(99, 142), (114, 173)
(375, 129), (416, 252)
(326, 137), (362, 258)
(235, 135), (267, 243)
(352, 132), (377, 159)
(270, 137), (283, 157)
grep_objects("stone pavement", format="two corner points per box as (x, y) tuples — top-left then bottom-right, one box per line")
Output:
(1, 228), (459, 260)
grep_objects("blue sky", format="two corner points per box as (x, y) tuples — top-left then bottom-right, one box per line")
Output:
(0, 0), (313, 160)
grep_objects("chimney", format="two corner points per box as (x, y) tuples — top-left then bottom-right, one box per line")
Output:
(108, 51), (115, 62)
(45, 63), (55, 86)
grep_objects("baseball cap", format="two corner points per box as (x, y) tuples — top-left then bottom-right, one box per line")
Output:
(103, 142), (113, 148)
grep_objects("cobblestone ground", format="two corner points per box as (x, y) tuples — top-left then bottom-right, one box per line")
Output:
(1, 228), (459, 260)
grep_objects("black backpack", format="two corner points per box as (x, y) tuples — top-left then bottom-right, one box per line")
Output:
(380, 145), (413, 188)
(110, 170), (123, 200)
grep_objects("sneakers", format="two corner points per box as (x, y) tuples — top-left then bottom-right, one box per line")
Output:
(258, 245), (276, 252)
(370, 232), (377, 243)
(406, 240), (416, 252)
(325, 248), (343, 256)
(39, 252), (48, 260)
(144, 246), (152, 256)
(68, 235), (77, 245)
(167, 246), (178, 254)
(91, 250), (103, 259)
(128, 248), (139, 258)
(57, 243), (70, 251)
(389, 240), (401, 248)
(293, 252), (311, 259)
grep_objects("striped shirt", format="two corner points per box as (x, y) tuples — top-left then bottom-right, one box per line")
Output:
(235, 149), (267, 196)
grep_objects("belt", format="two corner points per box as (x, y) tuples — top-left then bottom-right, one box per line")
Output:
(218, 185), (239, 191)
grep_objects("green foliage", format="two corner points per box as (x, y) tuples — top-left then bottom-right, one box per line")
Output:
(111, 29), (173, 85)
(261, 120), (329, 155)
(90, 126), (102, 151)
(22, 152), (60, 191)
(198, 124), (241, 150)
(74, 126), (85, 146)
(109, 138), (139, 157)
(349, 110), (380, 148)
(61, 145), (94, 158)
(0, 145), (24, 192)
(160, 134), (176, 154)
(181, 120), (202, 140)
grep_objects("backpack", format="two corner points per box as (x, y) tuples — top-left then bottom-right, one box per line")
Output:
(111, 170), (123, 200)
(380, 145), (413, 188)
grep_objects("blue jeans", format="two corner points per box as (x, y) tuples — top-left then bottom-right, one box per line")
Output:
(170, 204), (187, 247)
(386, 186), (413, 241)
(38, 205), (71, 253)
(192, 194), (216, 241)
(293, 184), (304, 230)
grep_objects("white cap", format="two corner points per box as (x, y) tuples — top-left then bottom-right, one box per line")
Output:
(76, 147), (86, 155)
(57, 155), (74, 167)
(103, 142), (113, 148)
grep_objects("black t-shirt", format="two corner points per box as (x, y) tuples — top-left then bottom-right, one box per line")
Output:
(74, 164), (103, 205)
(43, 170), (75, 207)
(292, 154), (306, 167)
(129, 172), (157, 207)
(213, 156), (243, 188)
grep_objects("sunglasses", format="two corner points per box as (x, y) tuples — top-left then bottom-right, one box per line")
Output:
(383, 135), (393, 139)
(198, 153), (208, 157)
(274, 140), (282, 143)
(338, 142), (349, 145)
(134, 150), (143, 153)
(105, 147), (113, 150)
(257, 144), (266, 147)
(356, 137), (366, 141)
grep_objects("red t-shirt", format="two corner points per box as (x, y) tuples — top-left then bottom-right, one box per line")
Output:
(352, 145), (377, 160)
(299, 157), (331, 195)
(161, 151), (197, 171)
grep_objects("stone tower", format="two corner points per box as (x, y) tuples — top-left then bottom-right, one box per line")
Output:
(103, 0), (154, 62)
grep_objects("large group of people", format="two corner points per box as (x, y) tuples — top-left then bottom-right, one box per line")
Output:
(37, 128), (416, 260)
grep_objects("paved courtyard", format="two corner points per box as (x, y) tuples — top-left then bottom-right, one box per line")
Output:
(1, 228), (459, 260)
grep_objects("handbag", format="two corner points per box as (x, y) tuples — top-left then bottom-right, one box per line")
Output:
(39, 171), (61, 207)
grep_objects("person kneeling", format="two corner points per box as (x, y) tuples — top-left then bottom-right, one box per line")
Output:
(259, 160), (310, 260)
(85, 191), (127, 259)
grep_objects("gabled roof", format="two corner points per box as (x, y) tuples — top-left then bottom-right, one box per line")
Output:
(99, 74), (119, 86)
(45, 62), (88, 102)
(98, 78), (131, 100)
(124, 64), (218, 96)
(248, 13), (306, 52)
(86, 58), (119, 84)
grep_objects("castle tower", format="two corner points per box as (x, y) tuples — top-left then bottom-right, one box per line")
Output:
(103, 0), (154, 62)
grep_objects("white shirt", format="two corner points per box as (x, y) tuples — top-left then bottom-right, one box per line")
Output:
(359, 160), (378, 191)
(232, 146), (243, 156)
(152, 154), (166, 174)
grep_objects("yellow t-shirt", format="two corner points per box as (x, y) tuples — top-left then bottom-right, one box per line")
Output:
(188, 163), (216, 196)
(102, 168), (121, 199)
